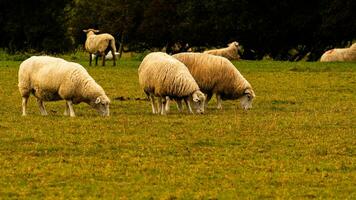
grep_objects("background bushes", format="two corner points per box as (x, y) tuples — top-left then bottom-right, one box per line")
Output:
(0, 0), (355, 60)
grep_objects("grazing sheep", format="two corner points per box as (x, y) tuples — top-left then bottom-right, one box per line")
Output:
(320, 43), (356, 62)
(204, 41), (240, 60)
(18, 56), (110, 117)
(83, 28), (117, 66)
(173, 52), (255, 110)
(138, 52), (206, 115)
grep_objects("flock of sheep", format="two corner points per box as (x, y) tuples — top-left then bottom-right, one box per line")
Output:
(17, 29), (355, 117)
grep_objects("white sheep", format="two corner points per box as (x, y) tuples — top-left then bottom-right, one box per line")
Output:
(172, 52), (255, 110)
(204, 41), (240, 60)
(320, 43), (356, 62)
(138, 52), (206, 115)
(18, 56), (111, 117)
(83, 28), (117, 66)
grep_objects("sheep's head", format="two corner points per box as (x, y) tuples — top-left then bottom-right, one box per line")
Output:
(239, 88), (255, 110)
(191, 90), (206, 114)
(350, 43), (356, 50)
(83, 29), (100, 36)
(229, 41), (239, 48)
(91, 95), (110, 116)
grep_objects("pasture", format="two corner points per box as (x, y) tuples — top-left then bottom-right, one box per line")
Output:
(0, 55), (355, 199)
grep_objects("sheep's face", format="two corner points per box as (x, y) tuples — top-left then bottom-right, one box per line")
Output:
(92, 95), (110, 116)
(192, 91), (206, 114)
(239, 88), (255, 110)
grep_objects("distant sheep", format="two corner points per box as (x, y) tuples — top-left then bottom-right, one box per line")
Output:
(138, 52), (206, 115)
(83, 28), (117, 66)
(166, 41), (190, 55)
(320, 43), (356, 62)
(204, 41), (240, 60)
(173, 52), (255, 110)
(18, 56), (110, 117)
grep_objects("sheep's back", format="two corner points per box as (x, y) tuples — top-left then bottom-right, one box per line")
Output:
(85, 34), (115, 53)
(173, 53), (242, 93)
(139, 52), (199, 97)
(320, 49), (347, 62)
(204, 49), (220, 55)
(19, 56), (89, 93)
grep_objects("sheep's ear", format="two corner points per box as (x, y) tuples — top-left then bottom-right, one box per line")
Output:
(244, 89), (251, 95)
(95, 97), (101, 104)
(192, 93), (200, 102)
(244, 89), (255, 99)
(94, 29), (100, 33)
(83, 29), (88, 33)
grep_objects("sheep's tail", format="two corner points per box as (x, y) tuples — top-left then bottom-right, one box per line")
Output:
(109, 38), (117, 53)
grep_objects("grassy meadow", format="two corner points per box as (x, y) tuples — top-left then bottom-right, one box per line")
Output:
(0, 53), (355, 199)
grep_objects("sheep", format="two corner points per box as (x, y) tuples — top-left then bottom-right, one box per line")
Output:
(172, 52), (255, 110)
(320, 43), (356, 62)
(83, 28), (117, 66)
(138, 52), (206, 115)
(18, 56), (110, 117)
(204, 41), (240, 60)
(166, 41), (190, 55)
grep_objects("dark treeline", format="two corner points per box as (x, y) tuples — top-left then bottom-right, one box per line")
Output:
(0, 0), (355, 60)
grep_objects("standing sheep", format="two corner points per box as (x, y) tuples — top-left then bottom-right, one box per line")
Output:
(18, 56), (110, 117)
(83, 28), (117, 66)
(173, 52), (255, 110)
(320, 43), (356, 62)
(138, 52), (206, 115)
(204, 41), (240, 60)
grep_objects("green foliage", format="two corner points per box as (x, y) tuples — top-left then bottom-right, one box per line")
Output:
(0, 0), (73, 53)
(0, 0), (355, 59)
(0, 57), (355, 198)
(0, 49), (32, 61)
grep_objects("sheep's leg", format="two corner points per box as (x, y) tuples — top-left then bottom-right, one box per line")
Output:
(156, 97), (161, 114)
(95, 55), (99, 66)
(205, 93), (212, 108)
(176, 99), (183, 112)
(184, 97), (194, 114)
(158, 97), (166, 115)
(63, 102), (69, 116)
(111, 49), (116, 66)
(102, 53), (106, 66)
(149, 94), (157, 114)
(216, 94), (222, 109)
(21, 96), (29, 116)
(165, 96), (170, 113)
(37, 99), (48, 115)
(66, 100), (76, 117)
(89, 53), (92, 66)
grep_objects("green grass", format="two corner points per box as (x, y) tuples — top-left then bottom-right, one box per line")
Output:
(0, 56), (355, 199)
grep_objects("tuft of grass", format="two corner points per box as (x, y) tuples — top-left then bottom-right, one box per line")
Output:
(0, 49), (33, 61)
(0, 57), (355, 199)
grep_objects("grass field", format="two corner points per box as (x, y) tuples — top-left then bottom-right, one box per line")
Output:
(0, 54), (355, 199)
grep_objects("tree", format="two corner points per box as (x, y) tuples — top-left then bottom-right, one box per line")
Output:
(0, 0), (355, 60)
(0, 0), (73, 53)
